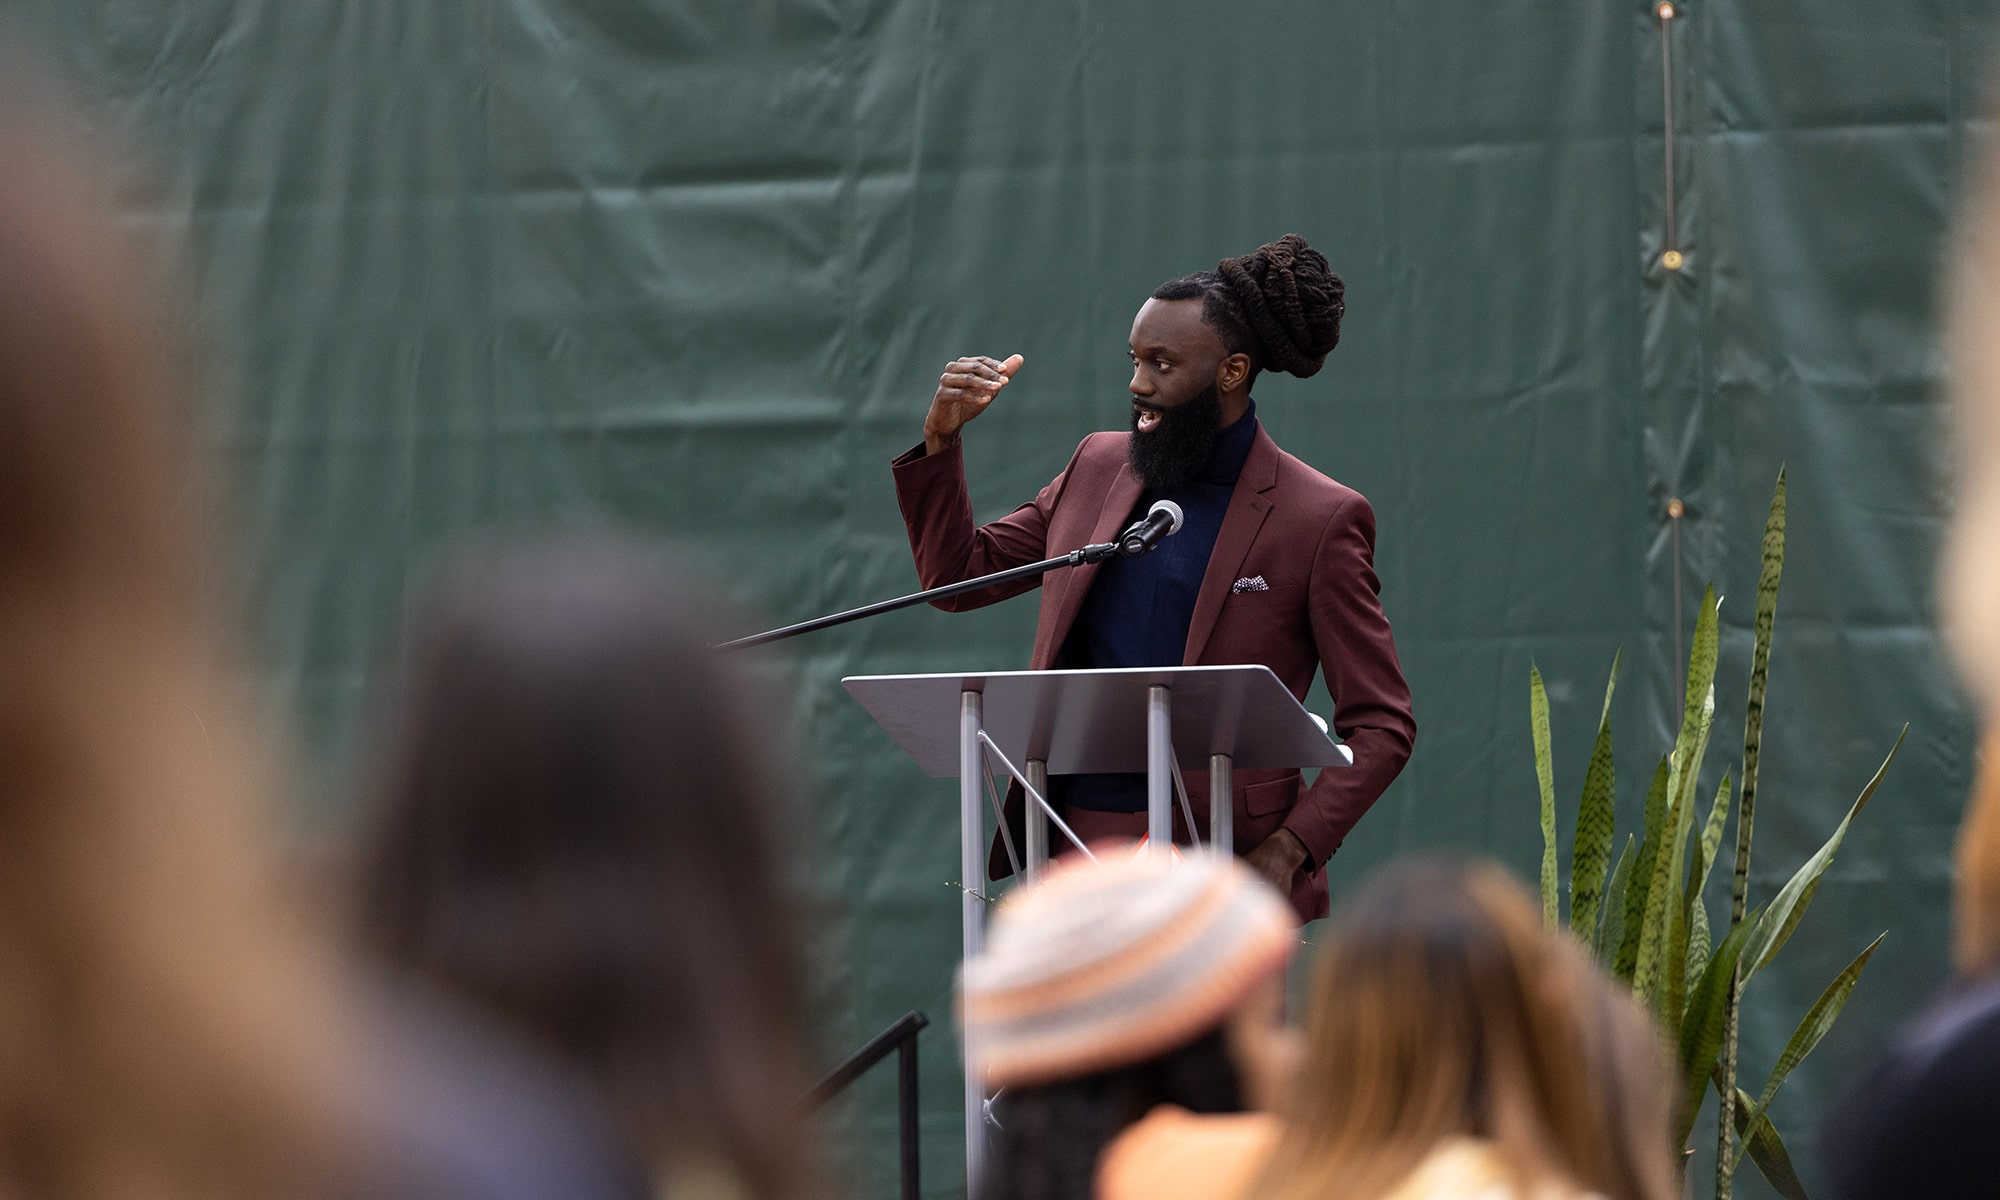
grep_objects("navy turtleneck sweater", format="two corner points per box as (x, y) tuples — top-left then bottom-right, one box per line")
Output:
(1059, 399), (1258, 813)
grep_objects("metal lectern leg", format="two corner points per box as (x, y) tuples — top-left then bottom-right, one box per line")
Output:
(1209, 753), (1233, 858)
(1024, 759), (1048, 880)
(1147, 685), (1172, 853)
(958, 689), (985, 1195)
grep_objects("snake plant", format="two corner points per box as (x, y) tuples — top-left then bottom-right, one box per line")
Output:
(1529, 470), (1902, 1199)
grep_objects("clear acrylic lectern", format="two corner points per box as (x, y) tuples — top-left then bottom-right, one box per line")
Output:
(841, 664), (1351, 1196)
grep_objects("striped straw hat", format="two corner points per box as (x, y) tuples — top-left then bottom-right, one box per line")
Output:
(958, 847), (1293, 1089)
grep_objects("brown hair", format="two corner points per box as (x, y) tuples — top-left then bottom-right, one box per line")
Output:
(0, 79), (353, 1198)
(352, 538), (816, 1200)
(1255, 859), (1677, 1200)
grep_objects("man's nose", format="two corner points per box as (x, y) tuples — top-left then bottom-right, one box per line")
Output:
(1128, 367), (1151, 397)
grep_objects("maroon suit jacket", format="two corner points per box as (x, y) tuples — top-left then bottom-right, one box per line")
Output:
(891, 425), (1415, 921)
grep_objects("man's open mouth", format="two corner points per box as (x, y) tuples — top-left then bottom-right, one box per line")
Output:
(1132, 404), (1164, 434)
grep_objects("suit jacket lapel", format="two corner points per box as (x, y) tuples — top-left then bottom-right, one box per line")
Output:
(1183, 426), (1281, 664)
(1034, 459), (1144, 669)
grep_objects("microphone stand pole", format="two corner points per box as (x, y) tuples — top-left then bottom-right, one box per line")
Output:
(715, 540), (1124, 653)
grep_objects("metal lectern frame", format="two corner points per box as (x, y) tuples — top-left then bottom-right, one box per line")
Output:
(842, 665), (1351, 1197)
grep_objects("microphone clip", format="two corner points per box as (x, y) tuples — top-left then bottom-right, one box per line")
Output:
(1116, 499), (1186, 558)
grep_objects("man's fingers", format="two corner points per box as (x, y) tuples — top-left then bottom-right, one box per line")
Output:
(940, 372), (1003, 390)
(946, 355), (1022, 381)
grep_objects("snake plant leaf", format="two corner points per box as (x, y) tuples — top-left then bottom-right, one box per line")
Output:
(1616, 757), (1670, 983)
(1637, 588), (1720, 1013)
(1684, 773), (1730, 991)
(1636, 662), (1714, 1016)
(1735, 468), (1786, 927)
(1659, 591), (1722, 891)
(1663, 869), (1693, 1033)
(1596, 834), (1635, 964)
(1719, 474), (1787, 1200)
(1743, 729), (1905, 980)
(1686, 892), (1711, 1004)
(1570, 652), (1621, 939)
(1683, 774), (1731, 1005)
(1697, 772), (1731, 900)
(1729, 1083), (1808, 1200)
(1676, 918), (1756, 1148)
(1672, 586), (1723, 792)
(1732, 933), (1886, 1174)
(1532, 664), (1557, 929)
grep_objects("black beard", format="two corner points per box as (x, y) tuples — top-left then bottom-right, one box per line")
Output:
(1127, 386), (1222, 490)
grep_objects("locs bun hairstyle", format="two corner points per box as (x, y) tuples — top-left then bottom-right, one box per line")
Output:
(1151, 233), (1346, 380)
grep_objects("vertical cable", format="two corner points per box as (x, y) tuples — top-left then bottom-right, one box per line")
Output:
(1659, 3), (1682, 271)
(1660, 3), (1677, 249)
(1660, 4), (1687, 708)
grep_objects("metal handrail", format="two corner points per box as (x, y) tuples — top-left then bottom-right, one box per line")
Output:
(805, 1010), (929, 1200)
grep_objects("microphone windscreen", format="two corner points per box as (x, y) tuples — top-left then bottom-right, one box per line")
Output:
(1151, 499), (1185, 533)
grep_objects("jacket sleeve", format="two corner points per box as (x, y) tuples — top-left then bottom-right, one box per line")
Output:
(890, 438), (1086, 612)
(1281, 491), (1417, 863)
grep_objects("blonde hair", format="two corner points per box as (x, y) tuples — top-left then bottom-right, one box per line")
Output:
(1940, 94), (2000, 979)
(1255, 860), (1677, 1200)
(1953, 731), (2000, 977)
(0, 81), (356, 1197)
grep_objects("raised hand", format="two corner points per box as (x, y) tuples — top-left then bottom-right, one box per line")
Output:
(924, 353), (1024, 456)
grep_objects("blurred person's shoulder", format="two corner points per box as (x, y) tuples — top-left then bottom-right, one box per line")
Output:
(1821, 975), (2000, 1200)
(1096, 1105), (1278, 1200)
(350, 980), (650, 1200)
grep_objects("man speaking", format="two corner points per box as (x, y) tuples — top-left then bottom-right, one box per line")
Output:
(891, 235), (1414, 921)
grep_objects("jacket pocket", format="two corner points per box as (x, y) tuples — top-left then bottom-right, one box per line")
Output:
(1243, 776), (1298, 817)
(1225, 584), (1296, 605)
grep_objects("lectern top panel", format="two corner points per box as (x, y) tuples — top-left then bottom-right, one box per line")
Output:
(841, 664), (1350, 779)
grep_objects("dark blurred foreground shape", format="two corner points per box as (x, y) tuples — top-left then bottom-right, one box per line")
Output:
(1243, 859), (1676, 1200)
(0, 72), (645, 1200)
(350, 536), (822, 1200)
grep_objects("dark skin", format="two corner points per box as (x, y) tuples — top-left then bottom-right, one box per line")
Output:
(923, 298), (1311, 892)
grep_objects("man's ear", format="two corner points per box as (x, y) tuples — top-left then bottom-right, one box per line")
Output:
(1217, 352), (1254, 393)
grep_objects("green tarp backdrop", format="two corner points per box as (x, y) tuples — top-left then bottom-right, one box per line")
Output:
(9, 2), (2000, 1196)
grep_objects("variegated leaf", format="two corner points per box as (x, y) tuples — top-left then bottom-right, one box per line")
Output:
(1743, 730), (1904, 980)
(1532, 665), (1558, 929)
(1571, 652), (1621, 939)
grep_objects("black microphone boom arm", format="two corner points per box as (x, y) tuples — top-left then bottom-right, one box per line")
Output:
(714, 539), (1124, 653)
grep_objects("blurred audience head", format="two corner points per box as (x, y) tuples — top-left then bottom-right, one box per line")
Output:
(0, 74), (354, 1199)
(352, 536), (813, 1200)
(1256, 858), (1675, 1200)
(958, 850), (1294, 1200)
(1942, 129), (2000, 979)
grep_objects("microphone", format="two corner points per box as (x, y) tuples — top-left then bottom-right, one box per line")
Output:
(1118, 500), (1184, 557)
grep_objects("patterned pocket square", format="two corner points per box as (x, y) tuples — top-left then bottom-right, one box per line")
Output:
(1231, 575), (1269, 594)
